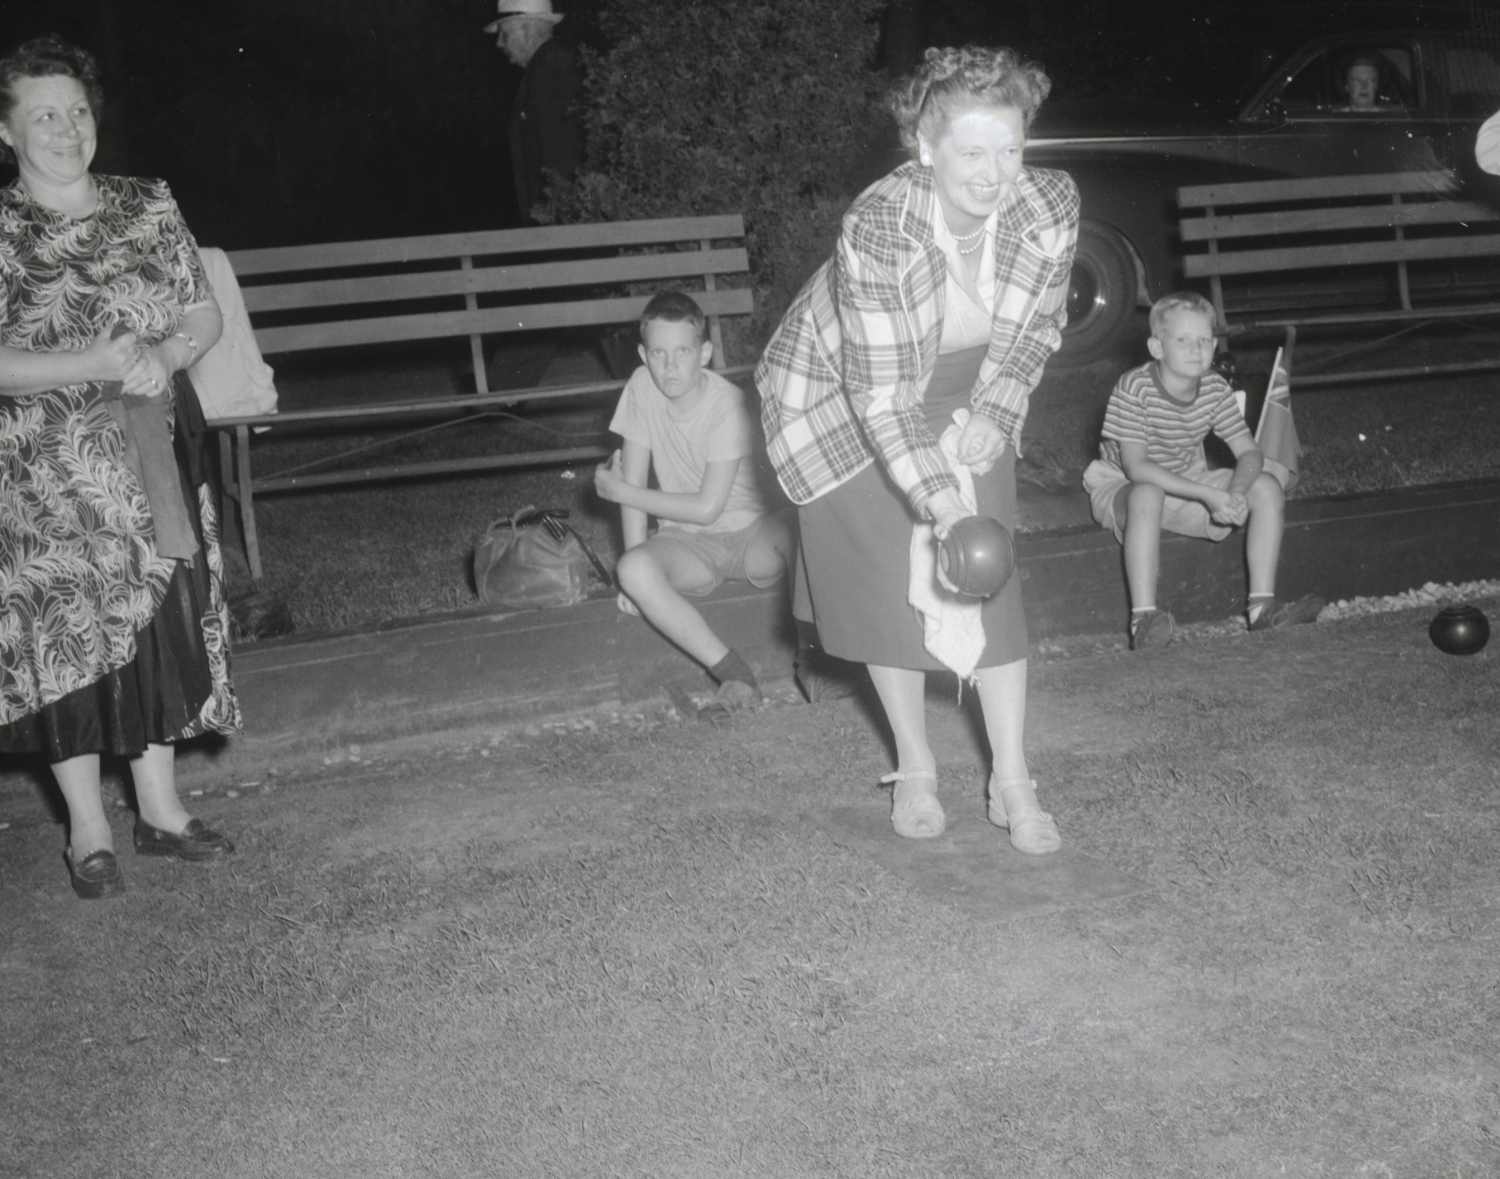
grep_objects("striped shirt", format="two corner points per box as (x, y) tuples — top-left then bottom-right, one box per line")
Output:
(756, 161), (1079, 509)
(1098, 362), (1251, 475)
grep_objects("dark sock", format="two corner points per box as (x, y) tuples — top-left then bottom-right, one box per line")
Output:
(709, 649), (758, 690)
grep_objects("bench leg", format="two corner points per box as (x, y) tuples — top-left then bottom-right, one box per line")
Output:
(234, 426), (265, 584)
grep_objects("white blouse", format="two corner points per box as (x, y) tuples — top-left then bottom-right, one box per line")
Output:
(932, 208), (997, 353)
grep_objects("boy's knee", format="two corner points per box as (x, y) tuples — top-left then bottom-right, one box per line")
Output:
(1247, 472), (1284, 513)
(1122, 482), (1164, 524)
(614, 546), (658, 593)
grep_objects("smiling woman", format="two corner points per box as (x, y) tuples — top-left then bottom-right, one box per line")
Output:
(0, 34), (241, 900)
(757, 45), (1079, 857)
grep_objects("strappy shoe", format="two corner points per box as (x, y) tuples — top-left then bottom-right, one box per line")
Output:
(988, 776), (1062, 855)
(880, 770), (946, 839)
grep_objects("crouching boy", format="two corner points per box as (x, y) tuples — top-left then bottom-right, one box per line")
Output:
(1082, 291), (1323, 649)
(595, 291), (794, 709)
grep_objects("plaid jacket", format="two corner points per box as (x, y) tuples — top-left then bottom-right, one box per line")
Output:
(756, 161), (1079, 509)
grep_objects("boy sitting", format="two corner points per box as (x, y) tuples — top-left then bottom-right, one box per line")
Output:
(1082, 291), (1323, 649)
(594, 290), (793, 709)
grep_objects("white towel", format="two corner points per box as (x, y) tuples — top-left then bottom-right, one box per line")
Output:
(190, 247), (279, 422)
(908, 409), (986, 679)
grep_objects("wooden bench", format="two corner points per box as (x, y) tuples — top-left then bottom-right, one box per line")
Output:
(1178, 170), (1500, 385)
(210, 214), (754, 581)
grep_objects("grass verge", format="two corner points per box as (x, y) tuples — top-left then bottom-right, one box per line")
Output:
(2, 603), (1496, 1175)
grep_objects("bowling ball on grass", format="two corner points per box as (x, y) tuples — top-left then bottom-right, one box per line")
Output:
(1428, 604), (1490, 656)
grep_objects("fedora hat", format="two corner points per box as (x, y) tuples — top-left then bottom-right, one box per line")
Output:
(483, 0), (563, 32)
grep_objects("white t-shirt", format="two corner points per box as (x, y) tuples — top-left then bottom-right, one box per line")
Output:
(608, 366), (769, 534)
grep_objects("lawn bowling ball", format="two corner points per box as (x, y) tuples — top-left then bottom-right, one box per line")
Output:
(938, 515), (1015, 599)
(1428, 604), (1490, 656)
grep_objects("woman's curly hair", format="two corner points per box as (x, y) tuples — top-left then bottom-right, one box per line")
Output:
(889, 46), (1051, 157)
(0, 35), (104, 164)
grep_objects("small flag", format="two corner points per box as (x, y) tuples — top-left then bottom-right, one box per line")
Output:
(1256, 346), (1300, 492)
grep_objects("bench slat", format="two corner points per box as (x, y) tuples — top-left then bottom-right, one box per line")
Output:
(1178, 170), (1455, 209)
(1183, 233), (1500, 278)
(1179, 200), (1500, 243)
(211, 363), (756, 430)
(252, 288), (756, 355)
(254, 446), (614, 494)
(241, 247), (750, 314)
(227, 214), (748, 277)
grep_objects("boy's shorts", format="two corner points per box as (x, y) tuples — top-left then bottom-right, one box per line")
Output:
(1083, 459), (1235, 543)
(646, 515), (789, 597)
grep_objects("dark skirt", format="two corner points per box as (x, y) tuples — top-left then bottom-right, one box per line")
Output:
(0, 376), (230, 761)
(793, 345), (1028, 671)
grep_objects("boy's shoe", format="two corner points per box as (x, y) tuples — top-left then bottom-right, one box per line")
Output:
(691, 679), (761, 722)
(1247, 594), (1326, 632)
(1129, 608), (1176, 650)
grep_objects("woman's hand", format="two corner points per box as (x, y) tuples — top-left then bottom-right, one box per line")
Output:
(956, 415), (1006, 474)
(923, 487), (971, 539)
(83, 327), (141, 384)
(120, 342), (172, 399)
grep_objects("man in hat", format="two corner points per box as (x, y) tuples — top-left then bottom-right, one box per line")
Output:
(484, 0), (583, 223)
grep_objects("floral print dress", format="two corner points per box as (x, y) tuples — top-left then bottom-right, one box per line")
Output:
(0, 175), (240, 752)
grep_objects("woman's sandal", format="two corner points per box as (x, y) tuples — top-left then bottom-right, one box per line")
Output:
(880, 770), (946, 839)
(988, 776), (1062, 855)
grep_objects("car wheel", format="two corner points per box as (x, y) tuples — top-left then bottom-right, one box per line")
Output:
(1058, 220), (1137, 367)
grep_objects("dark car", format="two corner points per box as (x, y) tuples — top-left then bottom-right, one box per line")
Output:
(1024, 28), (1500, 363)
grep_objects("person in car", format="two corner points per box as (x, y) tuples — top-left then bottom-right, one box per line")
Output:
(757, 46), (1078, 855)
(1338, 55), (1386, 112)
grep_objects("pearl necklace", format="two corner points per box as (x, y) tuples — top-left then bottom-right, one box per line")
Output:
(954, 222), (987, 256)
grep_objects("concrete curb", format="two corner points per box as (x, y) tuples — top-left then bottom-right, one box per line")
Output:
(2, 478), (1496, 798)
(216, 477), (1500, 756)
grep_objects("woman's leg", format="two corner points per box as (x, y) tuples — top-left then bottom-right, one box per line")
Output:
(867, 663), (944, 837)
(130, 742), (192, 834)
(974, 658), (1028, 782)
(976, 657), (1061, 854)
(53, 754), (112, 857)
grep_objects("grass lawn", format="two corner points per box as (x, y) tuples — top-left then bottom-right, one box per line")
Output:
(230, 327), (1500, 639)
(3, 602), (1496, 1175)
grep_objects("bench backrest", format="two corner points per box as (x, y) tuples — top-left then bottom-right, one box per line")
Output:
(224, 214), (754, 395)
(1177, 171), (1500, 327)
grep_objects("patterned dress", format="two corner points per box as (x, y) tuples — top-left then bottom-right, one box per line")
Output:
(0, 175), (240, 758)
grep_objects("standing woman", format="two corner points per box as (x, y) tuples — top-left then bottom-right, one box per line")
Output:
(0, 36), (241, 898)
(757, 46), (1078, 854)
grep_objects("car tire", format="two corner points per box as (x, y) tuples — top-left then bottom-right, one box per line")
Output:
(1058, 220), (1138, 367)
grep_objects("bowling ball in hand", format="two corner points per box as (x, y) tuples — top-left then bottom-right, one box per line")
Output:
(1428, 604), (1490, 656)
(938, 515), (1015, 599)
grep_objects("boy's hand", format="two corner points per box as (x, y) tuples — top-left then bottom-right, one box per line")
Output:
(594, 450), (626, 503)
(1209, 489), (1249, 527)
(615, 592), (640, 617)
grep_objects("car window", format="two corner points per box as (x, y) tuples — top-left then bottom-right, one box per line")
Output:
(1435, 45), (1500, 116)
(1277, 44), (1416, 117)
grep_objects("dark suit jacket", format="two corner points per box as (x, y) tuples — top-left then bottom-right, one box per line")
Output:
(509, 37), (583, 221)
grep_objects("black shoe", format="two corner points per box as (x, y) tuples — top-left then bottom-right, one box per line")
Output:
(66, 849), (125, 899)
(133, 817), (235, 862)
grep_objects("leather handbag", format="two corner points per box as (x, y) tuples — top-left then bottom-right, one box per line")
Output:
(473, 506), (609, 610)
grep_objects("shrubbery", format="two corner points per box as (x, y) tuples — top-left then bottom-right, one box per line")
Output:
(545, 0), (889, 345)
